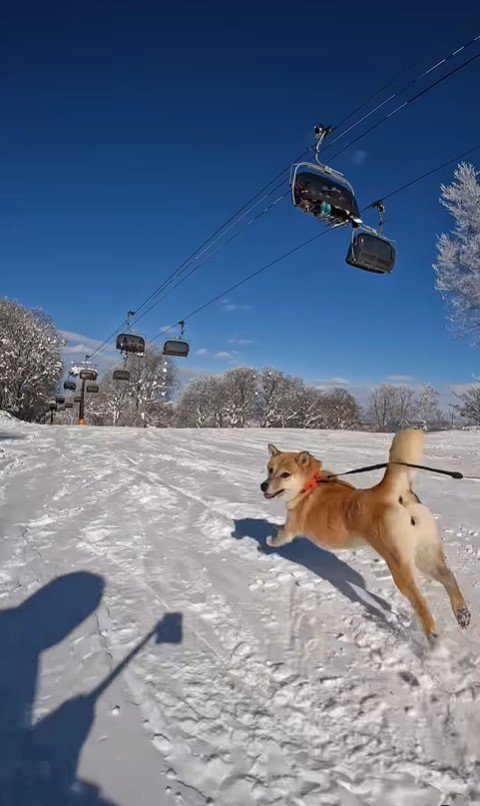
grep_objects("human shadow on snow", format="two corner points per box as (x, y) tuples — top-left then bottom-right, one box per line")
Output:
(233, 518), (396, 632)
(0, 571), (183, 805)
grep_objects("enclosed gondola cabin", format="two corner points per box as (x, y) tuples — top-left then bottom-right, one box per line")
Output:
(74, 395), (82, 403)
(116, 334), (145, 355)
(163, 339), (189, 358)
(64, 380), (76, 391)
(291, 164), (362, 228)
(79, 368), (98, 382)
(345, 231), (396, 275)
(113, 369), (130, 381)
(87, 384), (99, 393)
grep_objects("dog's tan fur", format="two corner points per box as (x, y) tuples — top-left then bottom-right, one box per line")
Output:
(261, 429), (470, 636)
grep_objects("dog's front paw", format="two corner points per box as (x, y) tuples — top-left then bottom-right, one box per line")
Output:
(266, 535), (276, 547)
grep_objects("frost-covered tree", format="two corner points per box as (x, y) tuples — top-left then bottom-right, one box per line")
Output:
(295, 387), (325, 429)
(176, 376), (223, 427)
(85, 348), (177, 427)
(454, 383), (480, 424)
(434, 162), (480, 336)
(416, 384), (441, 430)
(0, 298), (63, 421)
(366, 384), (417, 432)
(318, 388), (362, 430)
(219, 367), (259, 427)
(125, 348), (178, 427)
(258, 368), (304, 427)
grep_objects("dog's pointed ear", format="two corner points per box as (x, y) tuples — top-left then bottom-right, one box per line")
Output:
(296, 451), (311, 467)
(268, 443), (281, 458)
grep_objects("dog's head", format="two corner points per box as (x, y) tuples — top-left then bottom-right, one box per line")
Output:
(260, 444), (323, 504)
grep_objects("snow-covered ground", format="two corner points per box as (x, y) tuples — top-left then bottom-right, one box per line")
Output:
(1, 417), (480, 806)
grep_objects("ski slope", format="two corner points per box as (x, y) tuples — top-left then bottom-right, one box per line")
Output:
(1, 416), (480, 806)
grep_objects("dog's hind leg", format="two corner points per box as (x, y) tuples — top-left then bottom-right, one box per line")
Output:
(417, 547), (470, 629)
(387, 559), (437, 637)
(409, 503), (471, 630)
(371, 508), (437, 636)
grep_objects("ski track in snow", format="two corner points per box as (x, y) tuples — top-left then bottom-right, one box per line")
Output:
(1, 417), (480, 805)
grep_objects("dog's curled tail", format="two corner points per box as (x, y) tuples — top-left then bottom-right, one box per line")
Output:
(379, 428), (424, 499)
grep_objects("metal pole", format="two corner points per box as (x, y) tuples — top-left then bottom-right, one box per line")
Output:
(50, 409), (54, 426)
(78, 379), (86, 426)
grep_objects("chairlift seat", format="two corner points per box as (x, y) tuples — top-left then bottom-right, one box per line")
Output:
(113, 369), (130, 381)
(163, 339), (190, 358)
(74, 395), (82, 403)
(116, 334), (145, 355)
(292, 164), (362, 227)
(65, 401), (73, 408)
(55, 396), (65, 405)
(87, 384), (99, 393)
(64, 380), (76, 391)
(79, 368), (98, 381)
(49, 402), (57, 411)
(346, 231), (396, 274)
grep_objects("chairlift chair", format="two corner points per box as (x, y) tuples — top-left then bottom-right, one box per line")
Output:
(74, 395), (82, 403)
(291, 125), (362, 229)
(86, 384), (99, 393)
(116, 333), (145, 355)
(163, 339), (189, 358)
(55, 395), (65, 405)
(345, 203), (395, 274)
(64, 380), (76, 391)
(79, 368), (98, 381)
(345, 230), (396, 274)
(65, 401), (73, 409)
(163, 321), (189, 358)
(113, 369), (130, 381)
(49, 402), (57, 411)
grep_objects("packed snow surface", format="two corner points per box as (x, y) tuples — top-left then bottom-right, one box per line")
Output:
(1, 420), (480, 805)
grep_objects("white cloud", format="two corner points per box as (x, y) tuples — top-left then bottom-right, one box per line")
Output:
(386, 375), (415, 383)
(159, 324), (173, 334)
(352, 149), (367, 166)
(60, 329), (117, 372)
(196, 348), (208, 356)
(313, 377), (351, 388)
(221, 299), (250, 312)
(228, 338), (254, 345)
(215, 351), (232, 359)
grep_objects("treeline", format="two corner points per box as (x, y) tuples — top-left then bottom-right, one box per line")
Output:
(3, 296), (480, 430)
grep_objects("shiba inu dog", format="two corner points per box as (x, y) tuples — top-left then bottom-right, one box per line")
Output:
(261, 429), (470, 637)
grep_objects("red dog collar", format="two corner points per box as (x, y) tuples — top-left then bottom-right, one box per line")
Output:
(303, 473), (328, 492)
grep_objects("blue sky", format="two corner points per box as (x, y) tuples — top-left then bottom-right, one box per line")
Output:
(1, 1), (480, 405)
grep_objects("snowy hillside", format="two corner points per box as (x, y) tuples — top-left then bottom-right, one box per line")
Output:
(1, 420), (480, 806)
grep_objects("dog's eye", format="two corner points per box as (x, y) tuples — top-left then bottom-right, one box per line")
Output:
(280, 472), (290, 479)
(268, 467), (273, 475)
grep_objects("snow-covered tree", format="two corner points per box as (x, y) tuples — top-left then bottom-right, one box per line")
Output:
(0, 298), (63, 421)
(176, 376), (223, 427)
(318, 387), (362, 430)
(295, 387), (324, 429)
(258, 368), (304, 427)
(434, 162), (480, 336)
(416, 384), (441, 430)
(454, 383), (480, 424)
(85, 348), (177, 426)
(219, 367), (259, 427)
(366, 384), (417, 432)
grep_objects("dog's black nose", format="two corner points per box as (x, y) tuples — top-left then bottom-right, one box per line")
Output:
(260, 481), (268, 492)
